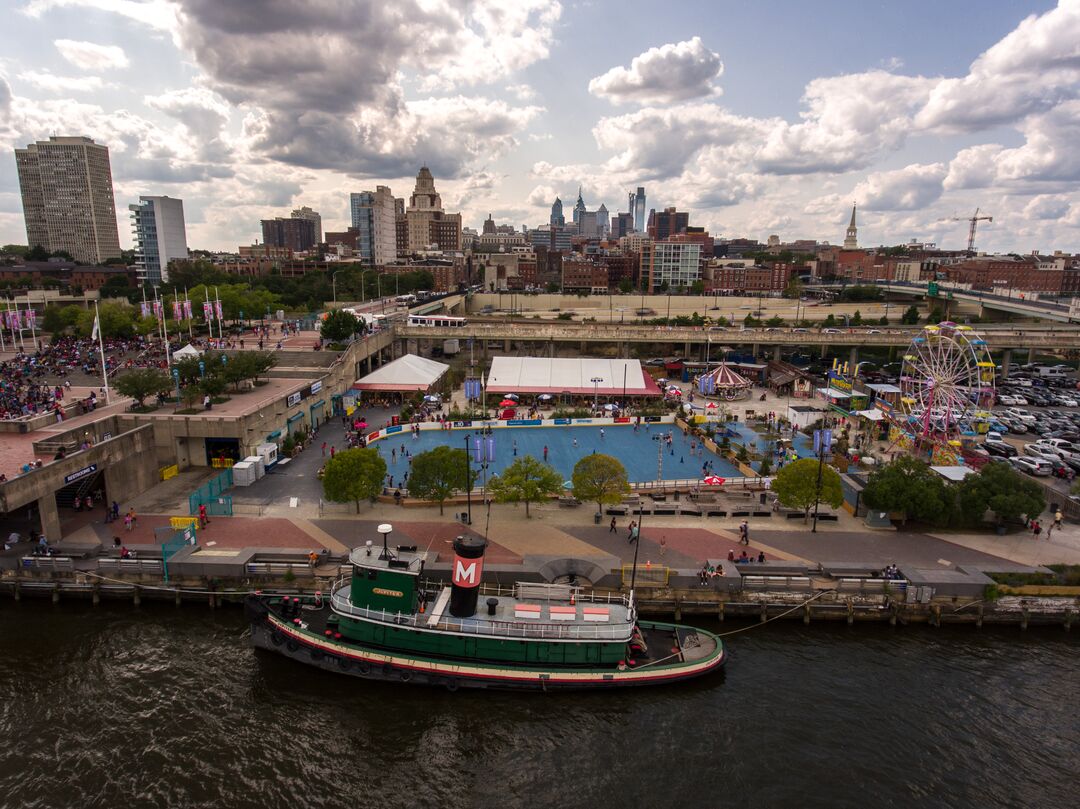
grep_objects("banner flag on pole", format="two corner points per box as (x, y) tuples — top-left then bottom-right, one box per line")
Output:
(90, 315), (100, 341)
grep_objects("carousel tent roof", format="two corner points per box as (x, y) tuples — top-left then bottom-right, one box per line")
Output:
(485, 357), (662, 396)
(352, 354), (449, 392)
(704, 361), (752, 389)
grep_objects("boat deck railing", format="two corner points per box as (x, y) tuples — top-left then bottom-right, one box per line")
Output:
(329, 588), (634, 641)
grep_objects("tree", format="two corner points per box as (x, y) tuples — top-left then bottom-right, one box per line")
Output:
(823, 314), (837, 327)
(571, 454), (630, 516)
(900, 305), (920, 325)
(487, 455), (563, 517)
(76, 301), (136, 338)
(758, 456), (772, 477)
(199, 374), (229, 400)
(783, 276), (804, 299)
(690, 280), (705, 295)
(773, 457), (844, 522)
(321, 448), (387, 513)
(957, 462), (1046, 527)
(850, 309), (863, 326)
(99, 274), (138, 300)
(407, 446), (472, 514)
(114, 368), (170, 408)
(862, 456), (953, 525)
(320, 309), (359, 342)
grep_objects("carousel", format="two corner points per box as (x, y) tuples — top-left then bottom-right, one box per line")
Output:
(696, 361), (753, 401)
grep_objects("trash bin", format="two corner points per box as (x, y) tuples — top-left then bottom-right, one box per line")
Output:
(594, 512), (602, 524)
(460, 512), (471, 525)
(760, 492), (767, 505)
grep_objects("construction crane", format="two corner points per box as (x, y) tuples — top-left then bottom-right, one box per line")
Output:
(945, 208), (993, 253)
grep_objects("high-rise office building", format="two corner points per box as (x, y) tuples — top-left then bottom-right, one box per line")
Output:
(129, 196), (188, 285)
(550, 197), (565, 227)
(631, 186), (646, 233)
(350, 186), (397, 265)
(15, 136), (121, 264)
(647, 207), (690, 241)
(572, 188), (586, 228)
(399, 167), (461, 255)
(290, 206), (322, 243)
(597, 204), (610, 239)
(261, 217), (317, 252)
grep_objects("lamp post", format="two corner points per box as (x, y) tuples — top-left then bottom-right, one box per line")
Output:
(591, 376), (603, 410)
(332, 271), (340, 304)
(463, 433), (473, 525)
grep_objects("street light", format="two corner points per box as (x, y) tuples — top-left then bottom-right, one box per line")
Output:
(591, 376), (603, 410)
(332, 271), (340, 304)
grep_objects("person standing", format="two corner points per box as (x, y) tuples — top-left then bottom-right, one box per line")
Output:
(1031, 520), (1041, 540)
(198, 503), (209, 529)
(609, 517), (617, 533)
(739, 520), (749, 545)
(543, 445), (549, 462)
(321, 442), (327, 457)
(1053, 509), (1064, 531)
(330, 445), (335, 458)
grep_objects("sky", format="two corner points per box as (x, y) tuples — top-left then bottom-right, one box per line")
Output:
(0, 0), (1078, 254)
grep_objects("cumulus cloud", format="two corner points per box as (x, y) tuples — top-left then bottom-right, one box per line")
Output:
(589, 37), (723, 105)
(26, 0), (177, 31)
(1023, 195), (1071, 220)
(853, 163), (947, 210)
(527, 184), (558, 207)
(54, 39), (129, 70)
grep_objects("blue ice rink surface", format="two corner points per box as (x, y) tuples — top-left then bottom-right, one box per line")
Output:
(376, 423), (743, 485)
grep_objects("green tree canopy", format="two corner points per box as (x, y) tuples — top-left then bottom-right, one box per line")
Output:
(618, 277), (634, 294)
(321, 448), (387, 513)
(487, 455), (563, 517)
(900, 305), (920, 325)
(320, 309), (359, 342)
(76, 301), (137, 338)
(571, 453), (631, 515)
(114, 368), (170, 408)
(862, 456), (953, 525)
(957, 462), (1046, 526)
(407, 446), (472, 514)
(772, 457), (844, 522)
(783, 276), (804, 299)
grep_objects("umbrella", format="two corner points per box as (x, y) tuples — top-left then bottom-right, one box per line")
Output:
(702, 475), (725, 486)
(706, 402), (719, 409)
(423, 395), (441, 403)
(357, 421), (368, 430)
(505, 393), (520, 401)
(666, 388), (682, 397)
(499, 399), (517, 407)
(562, 480), (573, 490)
(603, 403), (618, 411)
(538, 394), (554, 401)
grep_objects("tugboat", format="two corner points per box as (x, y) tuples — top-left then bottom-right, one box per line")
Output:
(246, 524), (725, 691)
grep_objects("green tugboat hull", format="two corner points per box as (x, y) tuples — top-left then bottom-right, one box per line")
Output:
(247, 596), (725, 692)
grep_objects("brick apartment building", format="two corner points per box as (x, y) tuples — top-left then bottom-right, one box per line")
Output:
(561, 259), (609, 293)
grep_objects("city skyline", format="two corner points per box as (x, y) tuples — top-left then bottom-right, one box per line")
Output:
(0, 0), (1078, 253)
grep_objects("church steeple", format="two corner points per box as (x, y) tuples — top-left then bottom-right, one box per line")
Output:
(843, 203), (858, 249)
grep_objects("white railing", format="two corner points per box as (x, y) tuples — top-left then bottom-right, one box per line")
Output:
(329, 588), (633, 641)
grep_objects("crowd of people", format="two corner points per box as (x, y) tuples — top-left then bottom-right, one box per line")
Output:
(0, 335), (167, 420)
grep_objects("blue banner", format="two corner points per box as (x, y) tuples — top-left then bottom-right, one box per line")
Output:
(507, 419), (542, 426)
(385, 425), (402, 434)
(553, 418), (571, 425)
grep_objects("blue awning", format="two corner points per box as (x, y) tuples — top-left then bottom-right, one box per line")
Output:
(266, 430), (282, 440)
(308, 399), (326, 410)
(287, 413), (305, 424)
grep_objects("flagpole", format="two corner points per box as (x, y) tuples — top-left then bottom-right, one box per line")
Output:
(27, 299), (38, 351)
(185, 287), (193, 340)
(94, 300), (111, 404)
(214, 286), (222, 340)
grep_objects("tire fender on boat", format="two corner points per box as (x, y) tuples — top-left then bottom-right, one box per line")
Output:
(337, 656), (351, 671)
(357, 661), (371, 675)
(286, 639), (299, 653)
(270, 631), (284, 647)
(310, 648), (324, 661)
(445, 678), (459, 693)
(399, 670), (412, 683)
(381, 662), (394, 678)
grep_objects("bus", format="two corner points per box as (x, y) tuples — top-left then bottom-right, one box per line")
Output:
(395, 294), (417, 306)
(407, 314), (467, 328)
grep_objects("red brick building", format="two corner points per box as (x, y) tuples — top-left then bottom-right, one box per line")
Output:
(561, 259), (609, 292)
(707, 263), (793, 292)
(938, 257), (1062, 293)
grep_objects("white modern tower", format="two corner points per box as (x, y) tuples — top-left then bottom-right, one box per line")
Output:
(129, 196), (188, 284)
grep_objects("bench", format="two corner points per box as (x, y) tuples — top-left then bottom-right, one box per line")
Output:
(730, 509), (751, 517)
(98, 558), (163, 574)
(816, 513), (839, 522)
(606, 505), (628, 516)
(752, 510), (772, 518)
(704, 509), (728, 518)
(20, 556), (74, 571)
(557, 497), (581, 508)
(52, 544), (95, 559)
(653, 506), (677, 515)
(785, 511), (806, 520)
(245, 562), (315, 577)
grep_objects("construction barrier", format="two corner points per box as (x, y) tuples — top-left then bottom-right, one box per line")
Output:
(211, 458), (235, 469)
(621, 565), (670, 587)
(170, 516), (199, 531)
(160, 464), (179, 481)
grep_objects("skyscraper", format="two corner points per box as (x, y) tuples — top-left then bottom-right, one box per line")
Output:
(550, 197), (565, 227)
(261, 217), (317, 252)
(129, 196), (188, 285)
(350, 186), (397, 266)
(597, 204), (610, 239)
(15, 136), (121, 264)
(572, 187), (587, 228)
(290, 206), (322, 243)
(633, 186), (646, 233)
(400, 167), (461, 255)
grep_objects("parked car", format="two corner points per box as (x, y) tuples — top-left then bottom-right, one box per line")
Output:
(984, 441), (1017, 458)
(998, 394), (1020, 406)
(1011, 456), (1052, 476)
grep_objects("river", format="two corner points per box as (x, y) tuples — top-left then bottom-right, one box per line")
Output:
(0, 604), (1076, 809)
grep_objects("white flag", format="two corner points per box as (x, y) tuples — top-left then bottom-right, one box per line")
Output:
(91, 316), (100, 341)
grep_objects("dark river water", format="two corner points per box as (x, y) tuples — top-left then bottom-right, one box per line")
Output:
(0, 604), (1076, 809)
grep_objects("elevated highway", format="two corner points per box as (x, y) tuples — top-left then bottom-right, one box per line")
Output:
(396, 319), (1080, 353)
(818, 280), (1076, 322)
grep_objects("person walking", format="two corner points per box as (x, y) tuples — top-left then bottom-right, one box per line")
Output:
(330, 445), (335, 458)
(739, 520), (749, 545)
(198, 503), (209, 529)
(1031, 520), (1041, 540)
(609, 517), (617, 533)
(543, 445), (549, 462)
(321, 442), (327, 457)
(1053, 509), (1063, 530)
(627, 520), (636, 542)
